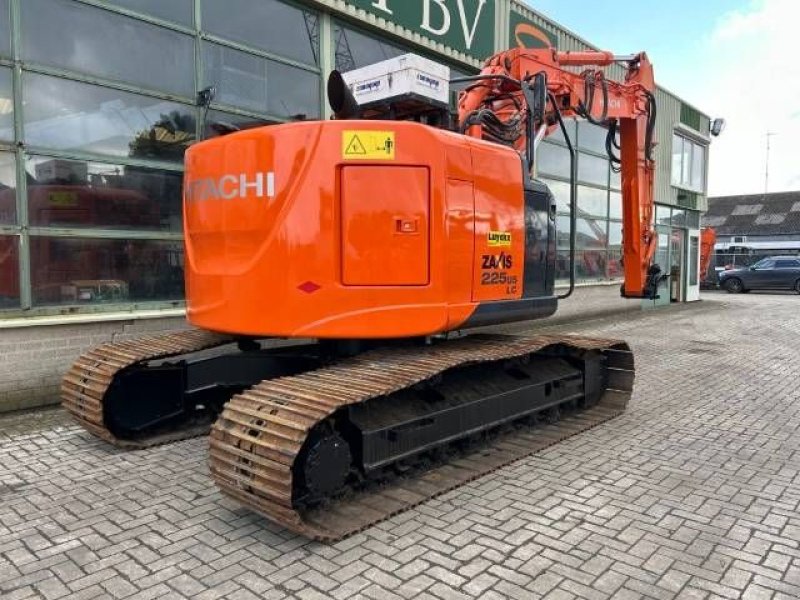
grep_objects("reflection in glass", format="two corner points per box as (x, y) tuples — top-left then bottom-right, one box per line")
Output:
(548, 118), (576, 147)
(0, 67), (13, 141)
(0, 234), (19, 307)
(334, 23), (405, 71)
(610, 165), (621, 190)
(607, 221), (623, 278)
(577, 185), (608, 218)
(203, 42), (320, 119)
(26, 156), (183, 232)
(0, 152), (16, 224)
(107, 0), (193, 25)
(540, 178), (571, 214)
(691, 143), (705, 190)
(203, 110), (272, 139)
(31, 237), (185, 306)
(555, 249), (607, 282)
(556, 215), (607, 249)
(24, 74), (195, 161)
(578, 121), (608, 153)
(22, 0), (194, 96)
(578, 153), (608, 186)
(655, 204), (671, 226)
(671, 134), (683, 185)
(537, 143), (570, 179)
(609, 191), (622, 220)
(202, 0), (319, 67)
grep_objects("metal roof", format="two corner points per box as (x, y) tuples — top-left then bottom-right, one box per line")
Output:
(703, 192), (800, 235)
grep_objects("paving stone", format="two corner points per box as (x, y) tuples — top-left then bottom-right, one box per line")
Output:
(1, 294), (799, 599)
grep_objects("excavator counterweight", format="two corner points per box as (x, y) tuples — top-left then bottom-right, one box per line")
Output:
(63, 45), (661, 540)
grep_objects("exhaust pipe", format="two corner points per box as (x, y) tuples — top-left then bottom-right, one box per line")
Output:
(327, 70), (361, 120)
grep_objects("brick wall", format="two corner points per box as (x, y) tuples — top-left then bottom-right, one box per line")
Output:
(0, 284), (643, 414)
(0, 316), (189, 413)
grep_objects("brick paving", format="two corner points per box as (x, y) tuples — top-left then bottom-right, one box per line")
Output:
(2, 292), (800, 599)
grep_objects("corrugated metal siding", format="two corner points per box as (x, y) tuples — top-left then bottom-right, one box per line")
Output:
(654, 87), (680, 207)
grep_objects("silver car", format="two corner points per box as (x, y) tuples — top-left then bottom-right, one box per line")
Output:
(718, 256), (800, 293)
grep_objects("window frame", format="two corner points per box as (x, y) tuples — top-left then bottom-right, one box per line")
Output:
(671, 131), (707, 194)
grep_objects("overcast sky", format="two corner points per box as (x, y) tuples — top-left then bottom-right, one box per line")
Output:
(525, 0), (800, 197)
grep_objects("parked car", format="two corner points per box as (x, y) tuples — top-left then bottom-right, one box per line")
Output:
(718, 256), (800, 293)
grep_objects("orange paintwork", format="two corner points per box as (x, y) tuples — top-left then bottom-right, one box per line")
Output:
(700, 227), (717, 281)
(458, 48), (658, 297)
(184, 121), (526, 338)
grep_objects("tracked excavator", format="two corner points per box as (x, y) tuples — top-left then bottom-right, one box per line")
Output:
(62, 44), (662, 540)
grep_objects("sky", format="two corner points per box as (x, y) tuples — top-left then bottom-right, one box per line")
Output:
(524, 0), (800, 197)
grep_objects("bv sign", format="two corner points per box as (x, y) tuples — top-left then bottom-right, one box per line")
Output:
(349, 0), (495, 60)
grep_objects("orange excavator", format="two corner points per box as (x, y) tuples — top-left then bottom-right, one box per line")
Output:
(62, 44), (660, 540)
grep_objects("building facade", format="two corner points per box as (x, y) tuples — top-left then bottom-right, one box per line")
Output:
(0, 0), (712, 410)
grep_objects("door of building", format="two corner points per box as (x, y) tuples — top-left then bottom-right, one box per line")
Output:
(644, 224), (671, 309)
(686, 229), (700, 301)
(670, 229), (685, 302)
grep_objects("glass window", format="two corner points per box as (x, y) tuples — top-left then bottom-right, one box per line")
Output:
(578, 121), (608, 154)
(22, 0), (194, 97)
(691, 144), (705, 191)
(752, 258), (775, 270)
(672, 133), (706, 192)
(24, 74), (196, 162)
(671, 133), (683, 186)
(0, 66), (13, 141)
(548, 118), (576, 147)
(578, 249), (607, 280)
(685, 210), (700, 229)
(202, 0), (319, 67)
(537, 142), (570, 179)
(576, 218), (606, 249)
(610, 166), (621, 190)
(0, 0), (9, 58)
(334, 23), (405, 71)
(577, 186), (608, 219)
(0, 234), (19, 307)
(0, 152), (15, 224)
(671, 208), (686, 227)
(578, 153), (608, 186)
(30, 237), (185, 306)
(690, 236), (699, 285)
(106, 0), (193, 25)
(203, 42), (320, 120)
(540, 178), (571, 214)
(609, 191), (622, 220)
(203, 110), (273, 139)
(775, 260), (799, 268)
(655, 205), (671, 227)
(607, 221), (623, 277)
(26, 156), (183, 232)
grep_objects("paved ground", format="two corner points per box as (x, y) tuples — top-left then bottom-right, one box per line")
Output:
(2, 291), (800, 599)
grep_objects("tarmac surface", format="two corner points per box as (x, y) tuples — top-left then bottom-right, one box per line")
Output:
(2, 291), (800, 599)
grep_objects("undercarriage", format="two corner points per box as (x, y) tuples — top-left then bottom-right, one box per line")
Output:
(62, 331), (633, 540)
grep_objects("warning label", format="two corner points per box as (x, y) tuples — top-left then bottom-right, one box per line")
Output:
(342, 130), (395, 160)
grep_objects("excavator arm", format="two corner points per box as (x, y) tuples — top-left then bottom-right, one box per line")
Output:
(457, 47), (661, 298)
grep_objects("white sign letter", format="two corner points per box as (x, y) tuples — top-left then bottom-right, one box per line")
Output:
(421, 0), (451, 36)
(371, 0), (392, 15)
(456, 0), (487, 50)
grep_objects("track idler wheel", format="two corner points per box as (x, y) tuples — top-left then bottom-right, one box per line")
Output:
(295, 424), (352, 504)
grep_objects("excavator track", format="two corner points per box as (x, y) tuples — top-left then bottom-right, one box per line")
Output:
(209, 333), (634, 541)
(61, 329), (235, 448)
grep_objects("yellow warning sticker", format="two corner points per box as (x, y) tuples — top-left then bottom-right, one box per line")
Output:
(342, 130), (395, 160)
